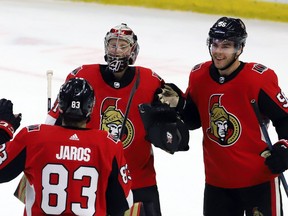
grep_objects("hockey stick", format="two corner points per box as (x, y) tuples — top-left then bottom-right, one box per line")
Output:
(251, 99), (288, 197)
(119, 69), (140, 140)
(14, 70), (54, 203)
(46, 70), (53, 111)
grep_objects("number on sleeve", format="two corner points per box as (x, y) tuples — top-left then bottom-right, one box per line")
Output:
(0, 144), (7, 165)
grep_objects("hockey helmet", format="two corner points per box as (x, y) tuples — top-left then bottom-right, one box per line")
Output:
(208, 17), (247, 48)
(58, 77), (95, 122)
(104, 23), (139, 73)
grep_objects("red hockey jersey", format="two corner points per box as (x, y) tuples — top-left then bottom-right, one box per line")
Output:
(186, 61), (288, 188)
(0, 124), (133, 215)
(47, 64), (164, 189)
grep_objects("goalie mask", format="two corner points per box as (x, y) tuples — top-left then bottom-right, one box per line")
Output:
(58, 78), (95, 122)
(104, 23), (139, 73)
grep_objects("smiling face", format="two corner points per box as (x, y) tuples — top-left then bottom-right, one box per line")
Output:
(209, 38), (242, 75)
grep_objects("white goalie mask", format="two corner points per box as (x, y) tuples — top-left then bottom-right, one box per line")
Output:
(104, 23), (140, 73)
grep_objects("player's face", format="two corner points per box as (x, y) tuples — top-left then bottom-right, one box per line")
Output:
(107, 38), (131, 58)
(209, 39), (237, 70)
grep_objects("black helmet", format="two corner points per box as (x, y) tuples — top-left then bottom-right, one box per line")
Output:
(208, 17), (247, 47)
(58, 78), (95, 122)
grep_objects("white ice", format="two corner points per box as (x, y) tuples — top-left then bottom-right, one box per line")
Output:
(0, 0), (288, 215)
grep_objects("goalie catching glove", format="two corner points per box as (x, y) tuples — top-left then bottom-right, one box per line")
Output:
(260, 139), (288, 174)
(156, 83), (186, 111)
(138, 103), (189, 154)
(0, 98), (22, 143)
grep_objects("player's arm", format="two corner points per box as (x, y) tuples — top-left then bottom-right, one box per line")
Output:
(258, 89), (288, 140)
(45, 98), (62, 125)
(0, 98), (21, 143)
(258, 89), (288, 174)
(0, 143), (26, 183)
(106, 142), (133, 216)
(0, 127), (26, 183)
(180, 94), (201, 130)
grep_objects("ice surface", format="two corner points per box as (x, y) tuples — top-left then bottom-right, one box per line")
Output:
(0, 0), (288, 215)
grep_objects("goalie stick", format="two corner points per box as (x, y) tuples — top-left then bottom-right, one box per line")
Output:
(119, 69), (140, 140)
(46, 70), (53, 111)
(251, 99), (288, 197)
(14, 70), (54, 203)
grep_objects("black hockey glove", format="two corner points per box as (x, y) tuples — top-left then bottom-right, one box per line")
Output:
(154, 83), (186, 112)
(261, 139), (288, 174)
(0, 98), (22, 143)
(139, 103), (189, 154)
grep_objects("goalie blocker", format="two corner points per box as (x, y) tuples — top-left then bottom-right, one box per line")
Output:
(139, 103), (189, 154)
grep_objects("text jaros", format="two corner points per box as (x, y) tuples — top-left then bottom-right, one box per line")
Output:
(56, 145), (91, 162)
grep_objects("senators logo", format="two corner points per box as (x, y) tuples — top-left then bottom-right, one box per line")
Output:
(100, 97), (134, 148)
(206, 94), (241, 147)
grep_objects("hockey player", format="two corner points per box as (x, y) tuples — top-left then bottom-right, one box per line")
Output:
(158, 17), (288, 215)
(0, 78), (134, 215)
(11, 23), (188, 216)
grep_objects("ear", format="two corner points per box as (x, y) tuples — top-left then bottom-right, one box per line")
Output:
(236, 49), (242, 55)
(236, 45), (244, 56)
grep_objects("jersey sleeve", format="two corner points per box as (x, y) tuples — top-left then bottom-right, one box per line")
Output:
(256, 66), (288, 139)
(46, 96), (60, 125)
(0, 127), (27, 182)
(182, 66), (202, 129)
(106, 140), (133, 215)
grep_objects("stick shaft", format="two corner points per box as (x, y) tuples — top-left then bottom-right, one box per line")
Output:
(119, 70), (140, 140)
(251, 99), (288, 197)
(46, 70), (53, 111)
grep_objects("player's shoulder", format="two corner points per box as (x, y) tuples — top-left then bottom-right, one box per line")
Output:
(134, 66), (163, 83)
(189, 61), (212, 77)
(69, 64), (100, 76)
(244, 62), (277, 80)
(191, 61), (211, 72)
(244, 62), (274, 74)
(24, 124), (60, 133)
(15, 124), (47, 140)
(23, 124), (44, 132)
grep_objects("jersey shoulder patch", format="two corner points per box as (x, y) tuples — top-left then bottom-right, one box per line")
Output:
(151, 71), (163, 82)
(70, 66), (83, 76)
(191, 61), (210, 73)
(251, 63), (268, 74)
(191, 63), (202, 72)
(26, 124), (41, 132)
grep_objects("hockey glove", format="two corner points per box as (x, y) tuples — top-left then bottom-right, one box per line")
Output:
(0, 98), (22, 143)
(156, 83), (185, 111)
(261, 139), (288, 174)
(139, 103), (189, 154)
